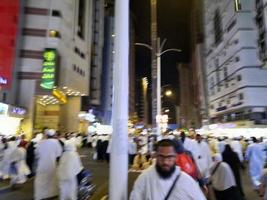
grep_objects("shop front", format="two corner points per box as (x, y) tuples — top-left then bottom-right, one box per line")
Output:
(0, 102), (26, 136)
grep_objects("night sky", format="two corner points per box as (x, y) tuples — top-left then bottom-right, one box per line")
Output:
(130, 0), (192, 122)
(130, 0), (192, 102)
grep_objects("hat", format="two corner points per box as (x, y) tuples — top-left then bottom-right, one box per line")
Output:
(45, 129), (56, 136)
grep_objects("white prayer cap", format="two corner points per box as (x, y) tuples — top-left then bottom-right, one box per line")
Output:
(45, 129), (56, 136)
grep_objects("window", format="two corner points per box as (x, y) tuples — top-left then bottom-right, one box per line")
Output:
(239, 93), (244, 100)
(52, 10), (61, 17)
(227, 19), (236, 32)
(77, 0), (86, 39)
(22, 28), (46, 37)
(223, 67), (228, 80)
(214, 9), (223, 45)
(234, 0), (242, 12)
(235, 57), (240, 62)
(237, 75), (242, 81)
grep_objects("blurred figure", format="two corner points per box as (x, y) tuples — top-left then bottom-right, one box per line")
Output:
(128, 137), (137, 165)
(217, 137), (226, 154)
(195, 134), (212, 183)
(246, 137), (265, 189)
(18, 134), (28, 149)
(1, 137), (17, 179)
(0, 137), (7, 178)
(58, 143), (83, 200)
(34, 129), (63, 200)
(210, 154), (241, 200)
(230, 138), (244, 163)
(259, 168), (267, 200)
(222, 144), (245, 199)
(180, 131), (199, 161)
(131, 151), (147, 170)
(130, 139), (206, 200)
(9, 142), (30, 187)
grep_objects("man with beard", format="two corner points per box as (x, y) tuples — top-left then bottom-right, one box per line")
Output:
(130, 139), (206, 200)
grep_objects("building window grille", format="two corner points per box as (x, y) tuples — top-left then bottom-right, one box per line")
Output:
(237, 75), (242, 81)
(52, 10), (61, 17)
(214, 9), (223, 45)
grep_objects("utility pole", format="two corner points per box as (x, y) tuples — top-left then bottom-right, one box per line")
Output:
(151, 0), (158, 132)
(109, 0), (129, 199)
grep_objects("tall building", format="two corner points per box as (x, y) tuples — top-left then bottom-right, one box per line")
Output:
(0, 1), (27, 136)
(189, 0), (208, 127)
(90, 0), (105, 106)
(100, 5), (114, 124)
(91, 0), (136, 124)
(204, 0), (267, 125)
(16, 0), (93, 135)
(178, 63), (199, 128)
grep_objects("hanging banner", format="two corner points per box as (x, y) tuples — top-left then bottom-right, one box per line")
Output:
(40, 49), (57, 90)
(0, 0), (20, 89)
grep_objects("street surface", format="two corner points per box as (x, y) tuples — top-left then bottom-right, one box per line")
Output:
(0, 148), (260, 200)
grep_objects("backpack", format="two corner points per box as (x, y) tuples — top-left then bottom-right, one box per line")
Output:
(176, 152), (198, 179)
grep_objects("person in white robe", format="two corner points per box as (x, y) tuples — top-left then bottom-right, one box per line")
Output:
(58, 143), (83, 200)
(9, 143), (30, 185)
(195, 134), (212, 181)
(1, 137), (17, 179)
(245, 137), (265, 189)
(130, 139), (206, 200)
(209, 154), (241, 200)
(0, 138), (6, 178)
(230, 139), (244, 162)
(180, 132), (199, 161)
(34, 129), (63, 200)
(217, 138), (226, 154)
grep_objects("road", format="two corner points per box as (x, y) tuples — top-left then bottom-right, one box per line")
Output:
(0, 148), (260, 200)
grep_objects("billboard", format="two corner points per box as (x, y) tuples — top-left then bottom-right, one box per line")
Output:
(40, 49), (57, 90)
(0, 0), (20, 89)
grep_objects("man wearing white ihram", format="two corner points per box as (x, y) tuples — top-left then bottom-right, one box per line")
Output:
(130, 139), (206, 200)
(58, 143), (83, 200)
(34, 129), (63, 200)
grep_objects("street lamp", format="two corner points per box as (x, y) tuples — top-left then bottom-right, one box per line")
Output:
(165, 90), (172, 97)
(135, 38), (181, 135)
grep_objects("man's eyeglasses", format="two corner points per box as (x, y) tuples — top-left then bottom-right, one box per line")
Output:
(156, 155), (176, 161)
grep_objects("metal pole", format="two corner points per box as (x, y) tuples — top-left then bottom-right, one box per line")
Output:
(109, 0), (129, 199)
(151, 0), (158, 131)
(156, 38), (161, 135)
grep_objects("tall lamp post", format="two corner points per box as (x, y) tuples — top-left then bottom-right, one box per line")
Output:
(135, 38), (181, 135)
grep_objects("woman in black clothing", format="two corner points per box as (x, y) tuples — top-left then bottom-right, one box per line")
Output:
(222, 144), (245, 199)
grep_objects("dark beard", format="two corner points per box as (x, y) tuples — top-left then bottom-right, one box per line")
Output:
(155, 164), (176, 179)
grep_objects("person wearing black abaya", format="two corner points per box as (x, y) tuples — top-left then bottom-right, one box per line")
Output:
(222, 144), (245, 199)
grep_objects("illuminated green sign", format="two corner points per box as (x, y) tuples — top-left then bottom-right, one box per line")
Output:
(40, 49), (57, 90)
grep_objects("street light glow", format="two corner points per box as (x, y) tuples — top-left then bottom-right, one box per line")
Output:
(165, 90), (172, 96)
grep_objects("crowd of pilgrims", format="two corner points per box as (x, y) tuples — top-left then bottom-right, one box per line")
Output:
(126, 131), (267, 200)
(0, 128), (267, 200)
(0, 129), (86, 200)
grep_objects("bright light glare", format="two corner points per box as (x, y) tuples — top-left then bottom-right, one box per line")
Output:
(165, 90), (172, 96)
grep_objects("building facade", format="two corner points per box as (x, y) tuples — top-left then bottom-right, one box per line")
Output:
(16, 0), (93, 136)
(204, 0), (267, 124)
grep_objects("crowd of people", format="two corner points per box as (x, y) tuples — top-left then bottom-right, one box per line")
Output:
(129, 131), (267, 200)
(0, 129), (86, 200)
(0, 128), (267, 200)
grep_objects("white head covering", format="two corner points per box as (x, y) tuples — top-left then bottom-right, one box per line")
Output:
(210, 154), (236, 191)
(45, 129), (56, 137)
